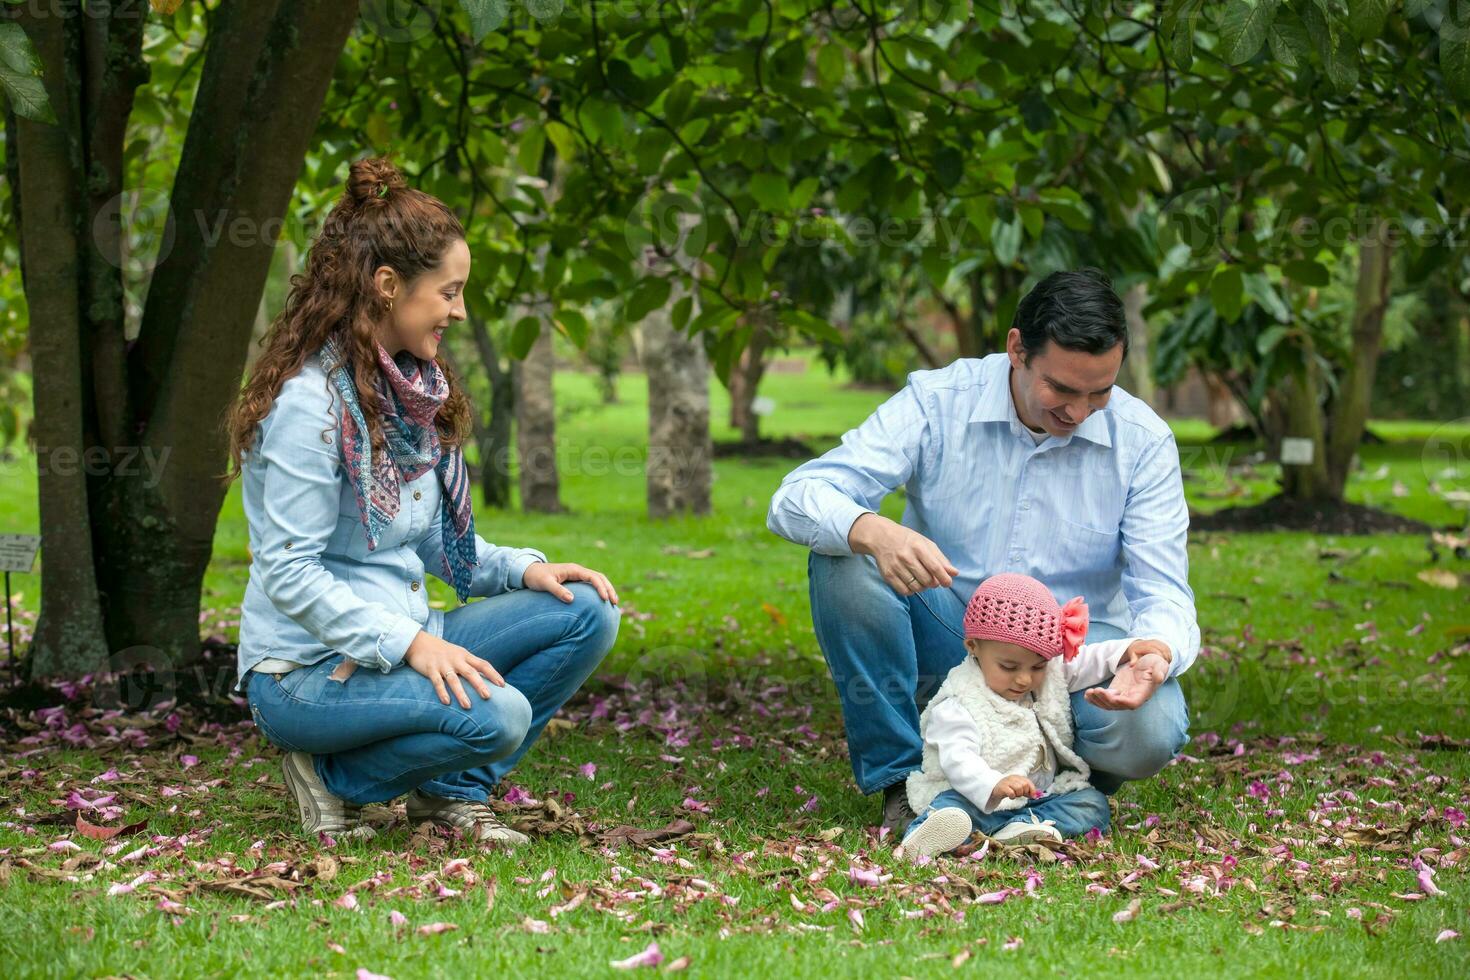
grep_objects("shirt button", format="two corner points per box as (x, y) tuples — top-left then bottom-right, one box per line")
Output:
(1020, 500), (1030, 510)
(413, 490), (422, 501)
(411, 581), (420, 592)
(284, 541), (293, 551)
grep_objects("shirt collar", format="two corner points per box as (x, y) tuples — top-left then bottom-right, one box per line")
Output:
(969, 353), (1113, 449)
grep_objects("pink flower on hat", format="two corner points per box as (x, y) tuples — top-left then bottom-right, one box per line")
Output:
(962, 573), (1089, 662)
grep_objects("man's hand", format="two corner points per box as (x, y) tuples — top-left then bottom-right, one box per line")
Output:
(1084, 651), (1171, 711)
(522, 561), (619, 605)
(848, 513), (959, 596)
(988, 775), (1037, 808)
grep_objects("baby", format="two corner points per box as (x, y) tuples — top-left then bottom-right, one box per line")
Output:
(899, 572), (1171, 860)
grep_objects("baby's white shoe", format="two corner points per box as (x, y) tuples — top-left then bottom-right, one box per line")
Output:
(989, 812), (1062, 845)
(898, 806), (973, 862)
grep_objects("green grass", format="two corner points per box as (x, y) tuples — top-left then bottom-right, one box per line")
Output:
(1, 354), (1467, 977)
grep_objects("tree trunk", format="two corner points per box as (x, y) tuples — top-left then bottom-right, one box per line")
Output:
(14, 0), (358, 676)
(642, 286), (712, 517)
(468, 313), (515, 509)
(727, 310), (774, 444)
(1324, 220), (1393, 493)
(1277, 345), (1335, 501)
(1118, 281), (1155, 405)
(514, 320), (564, 513)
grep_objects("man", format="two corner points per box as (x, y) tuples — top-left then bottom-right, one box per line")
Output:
(767, 269), (1196, 833)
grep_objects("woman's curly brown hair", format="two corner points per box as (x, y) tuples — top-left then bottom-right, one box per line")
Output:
(222, 157), (473, 482)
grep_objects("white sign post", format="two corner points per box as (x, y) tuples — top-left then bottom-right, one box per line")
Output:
(0, 534), (40, 686)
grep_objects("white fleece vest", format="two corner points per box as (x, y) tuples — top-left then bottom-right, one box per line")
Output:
(907, 656), (1092, 813)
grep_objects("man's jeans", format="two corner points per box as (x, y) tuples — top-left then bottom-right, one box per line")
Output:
(246, 583), (619, 805)
(808, 552), (1190, 796)
(905, 787), (1113, 843)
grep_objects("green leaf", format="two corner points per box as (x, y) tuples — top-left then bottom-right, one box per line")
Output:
(1162, 0), (1202, 68)
(1210, 265), (1246, 322)
(508, 315), (541, 360)
(671, 294), (693, 331)
(816, 43), (847, 87)
(0, 21), (54, 124)
(1345, 0), (1390, 41)
(458, 0), (508, 42)
(1268, 13), (1310, 67)
(784, 308), (843, 345)
(1256, 324), (1289, 355)
(992, 214), (1022, 266)
(1037, 188), (1092, 232)
(544, 121), (578, 163)
(626, 275), (672, 322)
(748, 173), (790, 212)
(1443, 16), (1470, 102)
(554, 309), (588, 348)
(933, 146), (964, 191)
(1219, 0), (1276, 65)
(1281, 258), (1330, 286)
(516, 124), (547, 177)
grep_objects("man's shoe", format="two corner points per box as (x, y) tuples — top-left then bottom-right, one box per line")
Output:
(281, 751), (376, 840)
(881, 782), (917, 835)
(406, 789), (530, 846)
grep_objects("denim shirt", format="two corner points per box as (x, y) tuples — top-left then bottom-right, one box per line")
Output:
(767, 352), (1200, 677)
(234, 349), (546, 691)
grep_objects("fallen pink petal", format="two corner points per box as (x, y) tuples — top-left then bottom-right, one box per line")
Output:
(609, 941), (664, 970)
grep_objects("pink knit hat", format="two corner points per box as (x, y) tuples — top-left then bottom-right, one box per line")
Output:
(962, 573), (1089, 662)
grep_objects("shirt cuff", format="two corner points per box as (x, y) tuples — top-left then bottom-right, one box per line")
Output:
(817, 498), (875, 557)
(969, 769), (1005, 814)
(375, 614), (424, 672)
(509, 551), (546, 590)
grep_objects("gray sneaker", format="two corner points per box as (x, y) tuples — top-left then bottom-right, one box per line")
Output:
(281, 751), (376, 841)
(406, 789), (530, 847)
(881, 782), (917, 836)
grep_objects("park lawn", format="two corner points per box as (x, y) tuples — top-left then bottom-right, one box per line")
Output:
(0, 352), (1467, 976)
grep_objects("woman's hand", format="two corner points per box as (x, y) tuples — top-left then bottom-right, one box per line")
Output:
(988, 775), (1038, 808)
(405, 631), (505, 709)
(522, 561), (619, 605)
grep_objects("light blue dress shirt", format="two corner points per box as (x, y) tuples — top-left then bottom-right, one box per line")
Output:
(234, 349), (546, 691)
(767, 353), (1200, 676)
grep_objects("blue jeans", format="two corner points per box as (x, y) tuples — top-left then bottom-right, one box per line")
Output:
(246, 583), (619, 805)
(905, 787), (1112, 842)
(808, 552), (1190, 796)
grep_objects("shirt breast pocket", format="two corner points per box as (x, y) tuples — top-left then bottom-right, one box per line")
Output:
(1054, 516), (1120, 574)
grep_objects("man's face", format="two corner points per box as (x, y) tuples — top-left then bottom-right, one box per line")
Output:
(1005, 329), (1123, 437)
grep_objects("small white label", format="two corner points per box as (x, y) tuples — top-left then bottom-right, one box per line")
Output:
(751, 396), (777, 417)
(1280, 437), (1316, 465)
(0, 534), (40, 573)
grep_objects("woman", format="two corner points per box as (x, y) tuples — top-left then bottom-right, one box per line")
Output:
(223, 158), (619, 845)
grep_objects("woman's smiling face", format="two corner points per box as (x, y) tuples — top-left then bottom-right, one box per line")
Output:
(375, 238), (470, 361)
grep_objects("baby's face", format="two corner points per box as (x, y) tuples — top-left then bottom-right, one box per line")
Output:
(968, 639), (1050, 701)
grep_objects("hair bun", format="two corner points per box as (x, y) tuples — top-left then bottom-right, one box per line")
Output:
(348, 157), (408, 208)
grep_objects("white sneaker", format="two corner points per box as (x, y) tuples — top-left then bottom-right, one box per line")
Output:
(898, 806), (973, 862)
(989, 812), (1063, 845)
(406, 789), (530, 847)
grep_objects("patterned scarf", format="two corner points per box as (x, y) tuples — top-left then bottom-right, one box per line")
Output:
(320, 334), (478, 602)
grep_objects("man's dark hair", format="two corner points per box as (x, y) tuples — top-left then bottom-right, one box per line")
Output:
(1013, 268), (1128, 364)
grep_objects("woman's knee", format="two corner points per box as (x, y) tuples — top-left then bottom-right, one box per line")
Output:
(564, 582), (621, 652)
(456, 684), (533, 761)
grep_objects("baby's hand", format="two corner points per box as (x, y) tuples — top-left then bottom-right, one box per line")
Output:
(989, 775), (1037, 807)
